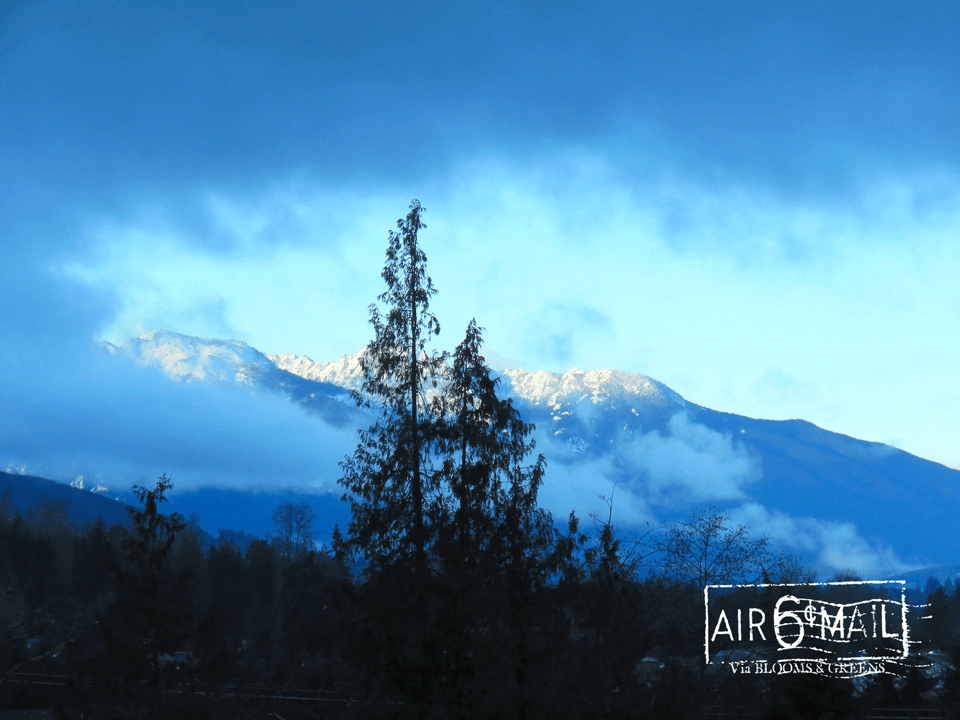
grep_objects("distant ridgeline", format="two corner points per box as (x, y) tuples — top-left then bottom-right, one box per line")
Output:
(113, 329), (960, 569)
(0, 470), (133, 529)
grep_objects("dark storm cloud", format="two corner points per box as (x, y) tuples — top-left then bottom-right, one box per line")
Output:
(3, 0), (958, 204)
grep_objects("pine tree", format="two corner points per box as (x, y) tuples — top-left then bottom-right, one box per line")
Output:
(69, 475), (195, 716)
(435, 319), (546, 571)
(432, 320), (552, 718)
(337, 199), (445, 580)
(334, 200), (449, 716)
(112, 475), (193, 686)
(335, 202), (557, 717)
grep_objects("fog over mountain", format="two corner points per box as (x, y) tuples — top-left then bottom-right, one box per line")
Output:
(31, 329), (939, 580)
(0, 327), (952, 578)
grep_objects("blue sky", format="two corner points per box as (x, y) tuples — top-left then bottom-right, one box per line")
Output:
(1, 0), (958, 481)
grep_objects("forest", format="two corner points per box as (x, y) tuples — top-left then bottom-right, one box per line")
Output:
(2, 201), (959, 719)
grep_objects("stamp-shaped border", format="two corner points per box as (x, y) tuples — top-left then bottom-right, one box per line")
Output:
(704, 580), (909, 669)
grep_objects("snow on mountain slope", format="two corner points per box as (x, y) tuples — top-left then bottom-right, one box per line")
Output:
(99, 330), (960, 576)
(269, 350), (687, 415)
(107, 330), (364, 427)
(268, 351), (365, 391)
(106, 329), (276, 384)
(500, 367), (686, 412)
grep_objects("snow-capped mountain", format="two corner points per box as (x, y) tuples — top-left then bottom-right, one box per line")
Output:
(268, 349), (685, 423)
(133, 333), (691, 457)
(269, 350), (366, 391)
(105, 330), (960, 577)
(106, 329), (277, 385)
(501, 367), (685, 412)
(105, 330), (363, 427)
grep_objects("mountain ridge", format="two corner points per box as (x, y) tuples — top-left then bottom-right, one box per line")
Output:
(94, 329), (960, 577)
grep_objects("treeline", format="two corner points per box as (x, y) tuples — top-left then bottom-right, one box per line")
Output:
(4, 482), (960, 718)
(0, 483), (347, 715)
(0, 479), (713, 717)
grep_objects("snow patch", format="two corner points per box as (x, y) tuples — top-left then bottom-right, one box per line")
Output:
(501, 366), (685, 410)
(268, 350), (366, 390)
(110, 329), (275, 385)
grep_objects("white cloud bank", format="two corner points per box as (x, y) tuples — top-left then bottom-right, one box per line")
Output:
(534, 411), (761, 523)
(731, 502), (916, 580)
(58, 150), (960, 471)
(0, 346), (355, 496)
(532, 408), (915, 579)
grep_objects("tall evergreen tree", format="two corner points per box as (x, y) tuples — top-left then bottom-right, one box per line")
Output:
(336, 202), (559, 717)
(435, 319), (544, 567)
(337, 199), (445, 579)
(431, 320), (552, 718)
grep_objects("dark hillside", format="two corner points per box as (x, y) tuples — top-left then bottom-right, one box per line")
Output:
(0, 470), (133, 528)
(694, 407), (960, 565)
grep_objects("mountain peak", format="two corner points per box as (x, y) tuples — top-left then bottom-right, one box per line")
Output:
(268, 350), (366, 390)
(92, 329), (960, 574)
(116, 329), (274, 384)
(500, 366), (686, 411)
(120, 330), (689, 414)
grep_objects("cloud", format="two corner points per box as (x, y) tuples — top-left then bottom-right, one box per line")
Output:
(523, 303), (612, 366)
(535, 450), (656, 528)
(731, 502), (917, 580)
(622, 413), (762, 505)
(523, 399), (924, 578)
(8, 142), (960, 484)
(0, 346), (355, 495)
(58, 184), (414, 354)
(532, 411), (761, 527)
